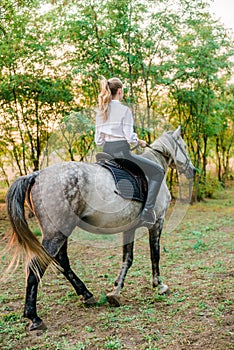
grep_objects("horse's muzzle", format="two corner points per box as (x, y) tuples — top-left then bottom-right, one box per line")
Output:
(185, 165), (196, 180)
(188, 166), (196, 179)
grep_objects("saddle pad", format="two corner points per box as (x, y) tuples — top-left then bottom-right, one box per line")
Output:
(99, 161), (146, 202)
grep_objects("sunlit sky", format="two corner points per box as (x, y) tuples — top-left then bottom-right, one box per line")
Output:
(40, 1), (234, 32)
(209, 0), (234, 31)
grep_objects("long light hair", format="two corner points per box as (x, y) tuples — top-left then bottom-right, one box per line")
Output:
(98, 77), (123, 122)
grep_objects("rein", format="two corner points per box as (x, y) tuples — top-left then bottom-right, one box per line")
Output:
(145, 136), (191, 176)
(131, 134), (191, 176)
(131, 141), (172, 170)
(131, 142), (170, 159)
(145, 143), (170, 159)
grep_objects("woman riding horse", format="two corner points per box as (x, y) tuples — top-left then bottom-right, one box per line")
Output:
(95, 77), (165, 226)
(4, 125), (196, 330)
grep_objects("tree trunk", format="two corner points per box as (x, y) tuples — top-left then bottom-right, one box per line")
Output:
(215, 137), (222, 182)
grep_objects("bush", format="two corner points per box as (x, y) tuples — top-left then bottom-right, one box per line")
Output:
(198, 173), (223, 199)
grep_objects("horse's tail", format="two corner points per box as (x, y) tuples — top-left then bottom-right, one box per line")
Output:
(4, 172), (52, 279)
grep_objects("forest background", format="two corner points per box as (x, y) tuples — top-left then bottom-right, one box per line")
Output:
(0, 0), (233, 200)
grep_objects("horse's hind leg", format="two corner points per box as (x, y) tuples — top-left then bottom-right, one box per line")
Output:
(107, 229), (135, 307)
(55, 240), (96, 305)
(24, 257), (50, 331)
(149, 219), (169, 294)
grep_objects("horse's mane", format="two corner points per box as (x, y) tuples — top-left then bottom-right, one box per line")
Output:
(150, 131), (176, 161)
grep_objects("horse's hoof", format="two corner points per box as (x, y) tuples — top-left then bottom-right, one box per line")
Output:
(28, 320), (47, 332)
(82, 296), (97, 306)
(106, 293), (121, 307)
(152, 280), (159, 288)
(158, 283), (169, 295)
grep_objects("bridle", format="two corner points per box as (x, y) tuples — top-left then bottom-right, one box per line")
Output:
(171, 136), (192, 175)
(145, 134), (192, 176)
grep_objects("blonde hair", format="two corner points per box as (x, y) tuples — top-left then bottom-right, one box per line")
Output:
(98, 77), (123, 122)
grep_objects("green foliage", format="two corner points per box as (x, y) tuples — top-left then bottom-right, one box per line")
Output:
(44, 110), (95, 162)
(32, 227), (42, 237)
(192, 239), (207, 251)
(165, 9), (234, 197)
(0, 2), (75, 174)
(104, 336), (122, 349)
(0, 0), (233, 196)
(197, 173), (223, 199)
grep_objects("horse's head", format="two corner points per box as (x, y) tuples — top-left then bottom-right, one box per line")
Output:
(145, 126), (196, 179)
(167, 126), (196, 179)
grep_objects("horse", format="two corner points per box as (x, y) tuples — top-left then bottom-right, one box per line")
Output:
(4, 126), (195, 331)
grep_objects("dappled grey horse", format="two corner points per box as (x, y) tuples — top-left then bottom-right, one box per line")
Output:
(5, 126), (195, 331)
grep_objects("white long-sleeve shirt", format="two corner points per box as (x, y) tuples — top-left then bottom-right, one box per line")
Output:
(95, 100), (139, 146)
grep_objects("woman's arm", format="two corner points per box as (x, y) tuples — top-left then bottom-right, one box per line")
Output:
(95, 114), (105, 146)
(95, 127), (105, 146)
(122, 108), (139, 146)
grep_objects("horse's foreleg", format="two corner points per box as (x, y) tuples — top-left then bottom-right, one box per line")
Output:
(107, 229), (135, 307)
(55, 240), (96, 305)
(149, 219), (169, 294)
(24, 258), (49, 331)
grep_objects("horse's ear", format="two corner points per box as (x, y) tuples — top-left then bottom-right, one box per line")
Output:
(173, 126), (181, 139)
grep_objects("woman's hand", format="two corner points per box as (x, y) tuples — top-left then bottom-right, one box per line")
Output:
(138, 140), (147, 148)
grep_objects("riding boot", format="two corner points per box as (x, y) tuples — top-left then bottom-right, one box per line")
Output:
(140, 178), (163, 226)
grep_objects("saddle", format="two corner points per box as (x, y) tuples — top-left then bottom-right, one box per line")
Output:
(96, 152), (148, 202)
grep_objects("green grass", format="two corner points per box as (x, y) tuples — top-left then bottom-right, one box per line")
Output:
(0, 184), (233, 349)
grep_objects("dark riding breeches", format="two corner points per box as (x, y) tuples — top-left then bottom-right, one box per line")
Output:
(103, 140), (164, 182)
